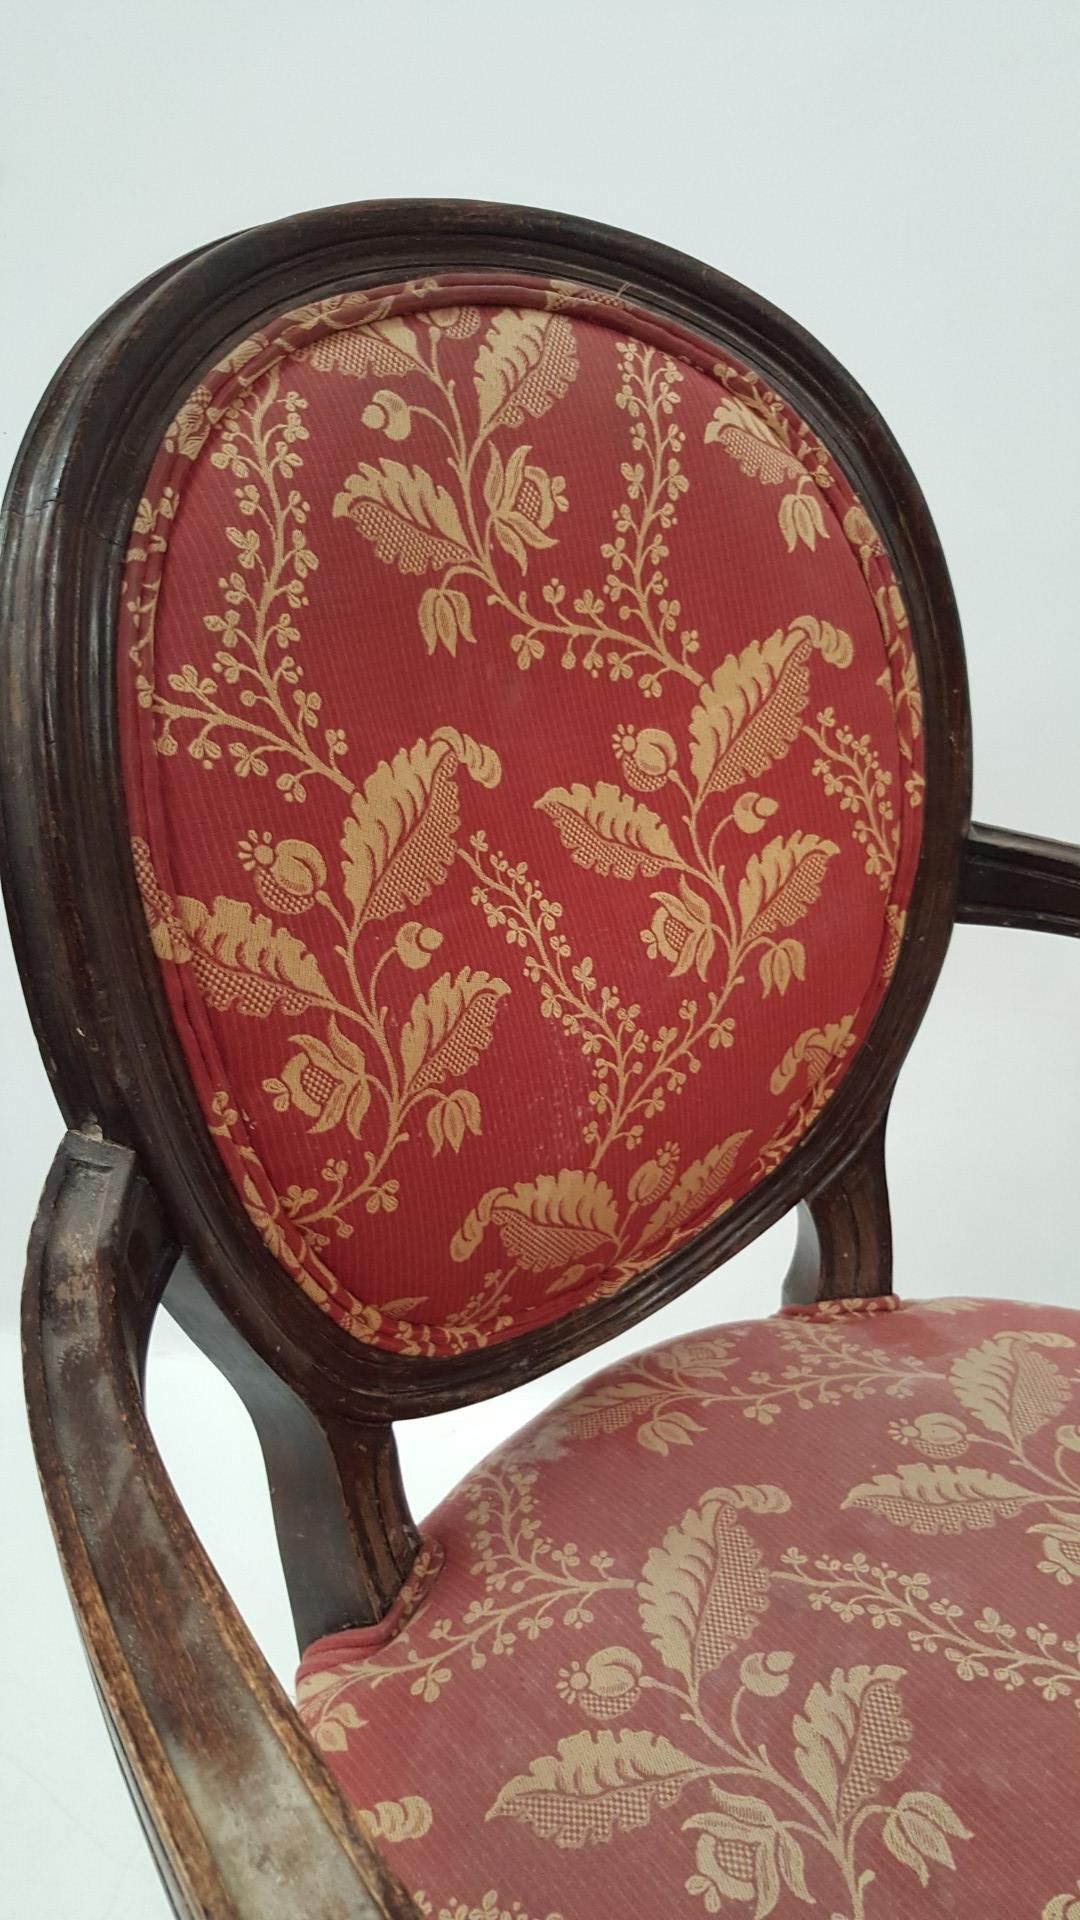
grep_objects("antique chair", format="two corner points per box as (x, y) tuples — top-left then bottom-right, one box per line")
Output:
(4, 201), (1080, 1920)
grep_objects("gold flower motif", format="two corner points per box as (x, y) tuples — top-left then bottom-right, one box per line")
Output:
(418, 586), (477, 658)
(362, 389), (412, 442)
(484, 445), (568, 571)
(888, 1412), (969, 1459)
(555, 1646), (642, 1718)
(395, 921), (445, 970)
(643, 877), (716, 980)
(612, 725), (678, 793)
(238, 833), (327, 914)
(266, 1019), (370, 1138)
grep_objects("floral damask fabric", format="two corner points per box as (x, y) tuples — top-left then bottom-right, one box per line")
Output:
(297, 1297), (1080, 1917)
(119, 274), (923, 1353)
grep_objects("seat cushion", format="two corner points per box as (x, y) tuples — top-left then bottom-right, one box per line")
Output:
(297, 1296), (1080, 1918)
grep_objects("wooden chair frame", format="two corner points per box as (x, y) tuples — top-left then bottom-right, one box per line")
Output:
(2, 200), (1076, 1919)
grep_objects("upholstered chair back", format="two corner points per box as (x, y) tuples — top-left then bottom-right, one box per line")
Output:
(118, 270), (924, 1365)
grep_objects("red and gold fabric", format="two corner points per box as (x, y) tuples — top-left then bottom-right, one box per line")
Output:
(296, 1296), (1080, 1918)
(119, 275), (923, 1356)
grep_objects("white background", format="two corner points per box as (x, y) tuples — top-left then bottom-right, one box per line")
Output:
(1, 4), (1078, 1913)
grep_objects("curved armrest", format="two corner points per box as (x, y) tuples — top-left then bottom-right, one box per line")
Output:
(957, 821), (1080, 936)
(22, 1132), (418, 1920)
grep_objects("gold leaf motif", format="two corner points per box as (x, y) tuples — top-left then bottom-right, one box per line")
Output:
(769, 1017), (855, 1097)
(452, 1169), (618, 1272)
(486, 1729), (703, 1847)
(842, 1463), (1033, 1534)
(536, 781), (679, 880)
(793, 1664), (911, 1823)
(703, 396), (801, 484)
(473, 309), (578, 430)
(689, 626), (813, 798)
(738, 834), (838, 942)
(949, 1333), (1073, 1443)
(164, 383), (217, 460)
(639, 1132), (750, 1248)
(638, 1491), (771, 1684)
(133, 840), (332, 1015)
(342, 733), (501, 923)
(400, 968), (510, 1095)
(304, 317), (423, 381)
(359, 1796), (433, 1844)
(332, 459), (469, 574)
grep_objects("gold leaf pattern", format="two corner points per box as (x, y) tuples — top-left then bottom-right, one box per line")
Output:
(639, 1133), (750, 1248)
(133, 840), (333, 1016)
(535, 781), (679, 880)
(294, 1298), (1080, 1913)
(359, 1795), (433, 1844)
(793, 1664), (911, 1822)
(332, 459), (470, 574)
(689, 625), (814, 798)
(452, 1169), (618, 1272)
(474, 310), (579, 430)
(842, 1464), (1033, 1534)
(950, 1334), (1072, 1443)
(401, 968), (510, 1095)
(638, 1491), (773, 1683)
(737, 833), (839, 941)
(121, 274), (923, 1355)
(342, 733), (500, 923)
(486, 1729), (705, 1846)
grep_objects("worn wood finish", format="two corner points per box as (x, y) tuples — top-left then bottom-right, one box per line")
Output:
(0, 199), (972, 1433)
(782, 1112), (892, 1307)
(958, 821), (1080, 936)
(165, 1258), (421, 1645)
(22, 1130), (419, 1920)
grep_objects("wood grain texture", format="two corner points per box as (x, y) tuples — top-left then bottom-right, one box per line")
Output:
(22, 1130), (419, 1920)
(166, 1257), (421, 1645)
(782, 1111), (892, 1306)
(958, 821), (1080, 936)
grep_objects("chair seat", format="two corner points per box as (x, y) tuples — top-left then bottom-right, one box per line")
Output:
(297, 1296), (1080, 1919)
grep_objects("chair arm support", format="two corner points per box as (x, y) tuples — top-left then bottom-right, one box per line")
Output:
(22, 1131), (418, 1920)
(957, 821), (1080, 936)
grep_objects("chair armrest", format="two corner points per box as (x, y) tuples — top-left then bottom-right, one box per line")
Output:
(957, 821), (1080, 936)
(22, 1131), (418, 1920)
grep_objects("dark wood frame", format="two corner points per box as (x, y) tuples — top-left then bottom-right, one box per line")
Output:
(3, 199), (1075, 1918)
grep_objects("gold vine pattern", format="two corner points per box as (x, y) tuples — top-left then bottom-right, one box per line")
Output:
(122, 280), (922, 1350)
(300, 1477), (971, 1918)
(297, 1306), (1080, 1916)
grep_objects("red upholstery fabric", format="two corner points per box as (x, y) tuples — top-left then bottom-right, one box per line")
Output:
(119, 276), (923, 1353)
(297, 1297), (1080, 1918)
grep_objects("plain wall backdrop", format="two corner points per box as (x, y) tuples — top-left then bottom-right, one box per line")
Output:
(1, 5), (1078, 1915)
